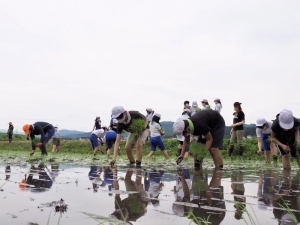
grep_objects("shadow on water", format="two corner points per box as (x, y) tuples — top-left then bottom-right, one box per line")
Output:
(1, 161), (300, 225)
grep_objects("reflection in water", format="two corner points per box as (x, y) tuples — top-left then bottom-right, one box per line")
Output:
(231, 170), (246, 220)
(257, 169), (279, 211)
(144, 169), (164, 207)
(273, 169), (300, 225)
(88, 166), (105, 192)
(5, 165), (11, 180)
(4, 162), (300, 224)
(25, 163), (53, 192)
(189, 169), (226, 225)
(172, 168), (226, 224)
(110, 168), (149, 223)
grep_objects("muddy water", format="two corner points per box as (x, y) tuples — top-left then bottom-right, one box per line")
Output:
(1, 162), (300, 225)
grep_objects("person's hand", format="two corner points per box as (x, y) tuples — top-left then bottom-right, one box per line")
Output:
(176, 156), (184, 165)
(231, 124), (235, 128)
(36, 142), (42, 147)
(257, 150), (262, 154)
(30, 150), (35, 156)
(281, 145), (290, 153)
(110, 159), (116, 166)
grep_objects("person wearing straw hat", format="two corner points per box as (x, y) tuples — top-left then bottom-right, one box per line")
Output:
(271, 109), (300, 169)
(7, 122), (14, 143)
(22, 121), (55, 156)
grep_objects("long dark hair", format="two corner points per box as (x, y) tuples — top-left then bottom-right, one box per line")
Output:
(151, 115), (161, 125)
(216, 100), (222, 107)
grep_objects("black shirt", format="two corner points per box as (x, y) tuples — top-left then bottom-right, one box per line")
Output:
(30, 122), (54, 142)
(190, 110), (225, 136)
(116, 111), (147, 134)
(271, 117), (300, 145)
(233, 111), (245, 131)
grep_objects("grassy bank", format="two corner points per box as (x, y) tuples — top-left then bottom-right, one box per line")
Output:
(0, 138), (263, 159)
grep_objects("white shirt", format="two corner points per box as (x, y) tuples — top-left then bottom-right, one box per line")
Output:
(150, 122), (162, 137)
(214, 103), (222, 113)
(256, 121), (272, 137)
(92, 129), (104, 137)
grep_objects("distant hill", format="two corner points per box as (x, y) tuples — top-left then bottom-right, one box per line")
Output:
(0, 122), (258, 140)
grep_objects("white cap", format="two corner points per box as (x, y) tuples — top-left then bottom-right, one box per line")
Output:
(111, 106), (125, 119)
(112, 119), (118, 124)
(173, 119), (185, 139)
(192, 101), (198, 107)
(201, 99), (208, 103)
(256, 118), (267, 127)
(279, 109), (294, 129)
(214, 98), (220, 101)
(154, 113), (161, 118)
(146, 108), (152, 111)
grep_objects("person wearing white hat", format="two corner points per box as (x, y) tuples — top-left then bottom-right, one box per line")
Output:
(271, 109), (300, 169)
(147, 113), (169, 159)
(214, 98), (222, 114)
(190, 101), (201, 116)
(52, 125), (61, 153)
(201, 99), (211, 110)
(173, 110), (225, 168)
(256, 118), (278, 163)
(110, 106), (149, 166)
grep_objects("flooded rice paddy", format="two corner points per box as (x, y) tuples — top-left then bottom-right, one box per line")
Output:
(1, 158), (300, 225)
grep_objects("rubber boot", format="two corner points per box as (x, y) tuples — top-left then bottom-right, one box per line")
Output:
(239, 146), (244, 156)
(229, 145), (234, 156)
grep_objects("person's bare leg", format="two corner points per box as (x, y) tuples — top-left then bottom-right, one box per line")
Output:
(135, 140), (143, 162)
(94, 147), (99, 155)
(147, 151), (154, 158)
(52, 145), (56, 153)
(107, 149), (111, 156)
(184, 152), (189, 159)
(125, 143), (135, 163)
(209, 148), (223, 168)
(265, 151), (271, 163)
(162, 150), (169, 159)
(282, 154), (290, 169)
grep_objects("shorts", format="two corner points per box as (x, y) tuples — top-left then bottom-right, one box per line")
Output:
(126, 129), (149, 146)
(52, 138), (60, 146)
(262, 133), (270, 151)
(90, 134), (99, 149)
(105, 131), (117, 149)
(209, 117), (225, 149)
(150, 136), (165, 151)
(278, 143), (297, 157)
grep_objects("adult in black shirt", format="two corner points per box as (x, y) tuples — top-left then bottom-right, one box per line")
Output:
(110, 106), (149, 166)
(173, 110), (225, 168)
(271, 109), (300, 169)
(229, 102), (245, 156)
(22, 122), (55, 156)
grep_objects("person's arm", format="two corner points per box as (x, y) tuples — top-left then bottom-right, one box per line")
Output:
(271, 130), (290, 152)
(110, 134), (122, 165)
(180, 136), (190, 157)
(204, 132), (213, 151)
(257, 137), (263, 152)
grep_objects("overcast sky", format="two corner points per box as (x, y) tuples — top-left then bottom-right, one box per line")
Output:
(1, 0), (300, 132)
